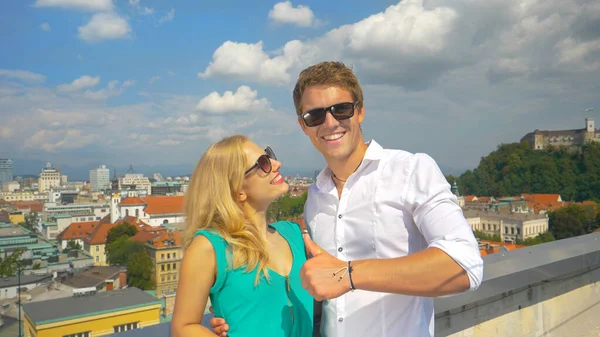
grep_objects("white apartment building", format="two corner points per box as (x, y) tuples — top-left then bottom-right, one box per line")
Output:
(38, 163), (61, 193)
(90, 165), (110, 192)
(463, 209), (549, 242)
(119, 173), (151, 195)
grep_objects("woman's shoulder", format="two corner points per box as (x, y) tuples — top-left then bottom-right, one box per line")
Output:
(269, 220), (303, 236)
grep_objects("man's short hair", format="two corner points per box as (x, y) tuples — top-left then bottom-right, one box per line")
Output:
(293, 61), (364, 116)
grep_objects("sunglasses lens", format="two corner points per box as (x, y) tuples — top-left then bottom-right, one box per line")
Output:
(257, 155), (271, 173)
(302, 110), (326, 127)
(302, 102), (356, 127)
(331, 103), (355, 119)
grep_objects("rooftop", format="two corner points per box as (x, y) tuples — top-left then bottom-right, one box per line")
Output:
(0, 274), (52, 288)
(62, 266), (126, 289)
(120, 195), (184, 215)
(22, 287), (161, 326)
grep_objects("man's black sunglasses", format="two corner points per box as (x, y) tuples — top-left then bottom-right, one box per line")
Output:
(300, 101), (360, 127)
(245, 147), (277, 175)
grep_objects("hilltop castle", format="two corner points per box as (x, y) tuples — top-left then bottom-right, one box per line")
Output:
(520, 117), (599, 150)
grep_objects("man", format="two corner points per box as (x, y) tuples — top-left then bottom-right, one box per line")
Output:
(210, 61), (484, 336)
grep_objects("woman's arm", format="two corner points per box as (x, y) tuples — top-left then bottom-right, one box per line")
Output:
(171, 235), (218, 337)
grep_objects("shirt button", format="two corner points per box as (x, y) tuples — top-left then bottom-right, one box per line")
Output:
(338, 318), (343, 322)
(338, 214), (342, 219)
(338, 247), (343, 252)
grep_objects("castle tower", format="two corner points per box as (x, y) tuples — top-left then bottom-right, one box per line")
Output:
(586, 117), (594, 133)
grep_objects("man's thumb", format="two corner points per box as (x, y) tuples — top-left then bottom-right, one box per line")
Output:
(302, 232), (323, 257)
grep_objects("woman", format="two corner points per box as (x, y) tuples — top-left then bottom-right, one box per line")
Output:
(171, 135), (313, 337)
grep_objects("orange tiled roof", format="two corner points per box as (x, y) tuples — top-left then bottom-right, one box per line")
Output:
(120, 196), (184, 215)
(83, 215), (147, 245)
(147, 230), (182, 248)
(130, 230), (163, 244)
(57, 221), (99, 240)
(9, 200), (44, 213)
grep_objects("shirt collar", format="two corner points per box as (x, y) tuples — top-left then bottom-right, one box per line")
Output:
(315, 139), (384, 192)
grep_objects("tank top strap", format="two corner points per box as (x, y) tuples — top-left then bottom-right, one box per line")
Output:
(194, 229), (230, 294)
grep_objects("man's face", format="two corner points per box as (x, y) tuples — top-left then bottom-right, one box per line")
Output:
(298, 85), (364, 163)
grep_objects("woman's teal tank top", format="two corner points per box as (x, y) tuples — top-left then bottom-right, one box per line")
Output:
(194, 220), (314, 337)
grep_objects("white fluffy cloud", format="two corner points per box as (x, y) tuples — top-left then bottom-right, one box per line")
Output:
(199, 0), (600, 91)
(78, 12), (132, 42)
(268, 1), (315, 27)
(0, 69), (46, 83)
(198, 40), (303, 85)
(40, 22), (51, 31)
(57, 75), (100, 92)
(33, 0), (113, 12)
(84, 80), (135, 100)
(196, 86), (271, 114)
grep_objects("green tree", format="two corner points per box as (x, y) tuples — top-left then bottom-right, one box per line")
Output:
(18, 211), (40, 236)
(518, 232), (556, 246)
(0, 249), (25, 277)
(472, 230), (502, 242)
(455, 142), (600, 202)
(66, 240), (82, 250)
(106, 222), (138, 245)
(127, 251), (155, 290)
(547, 204), (599, 240)
(106, 236), (145, 266)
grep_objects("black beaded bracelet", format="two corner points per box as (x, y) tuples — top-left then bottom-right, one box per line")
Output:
(348, 261), (356, 291)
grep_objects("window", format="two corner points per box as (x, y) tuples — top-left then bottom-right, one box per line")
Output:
(161, 253), (164, 260)
(161, 265), (165, 271)
(167, 264), (171, 271)
(96, 246), (99, 252)
(135, 209), (139, 217)
(167, 253), (170, 259)
(113, 322), (139, 333)
(63, 332), (91, 337)
(95, 256), (99, 262)
(173, 252), (177, 259)
(173, 263), (176, 270)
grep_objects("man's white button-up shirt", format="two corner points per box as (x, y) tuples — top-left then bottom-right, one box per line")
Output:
(304, 140), (484, 337)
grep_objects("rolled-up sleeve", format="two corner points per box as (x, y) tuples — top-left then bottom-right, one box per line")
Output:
(404, 153), (484, 292)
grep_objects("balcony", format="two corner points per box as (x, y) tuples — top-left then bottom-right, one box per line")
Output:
(108, 231), (600, 337)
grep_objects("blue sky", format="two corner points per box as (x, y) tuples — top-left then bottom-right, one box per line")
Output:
(1, 0), (599, 179)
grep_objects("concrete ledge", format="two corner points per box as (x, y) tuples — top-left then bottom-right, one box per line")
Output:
(434, 231), (600, 336)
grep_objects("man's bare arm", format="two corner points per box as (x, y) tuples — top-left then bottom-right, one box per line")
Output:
(350, 247), (470, 297)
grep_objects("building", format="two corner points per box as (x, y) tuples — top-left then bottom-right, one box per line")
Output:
(23, 287), (162, 337)
(150, 181), (182, 196)
(520, 117), (600, 150)
(118, 196), (185, 227)
(38, 163), (61, 193)
(119, 170), (152, 196)
(91, 165), (111, 192)
(56, 220), (100, 250)
(82, 216), (150, 266)
(0, 221), (94, 275)
(62, 266), (127, 292)
(2, 180), (19, 192)
(463, 209), (549, 242)
(132, 230), (182, 298)
(0, 190), (47, 202)
(0, 158), (13, 185)
(0, 274), (52, 300)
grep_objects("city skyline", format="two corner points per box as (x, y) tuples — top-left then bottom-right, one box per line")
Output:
(1, 0), (599, 179)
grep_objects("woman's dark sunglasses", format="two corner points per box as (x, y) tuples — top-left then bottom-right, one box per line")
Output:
(245, 147), (277, 175)
(300, 101), (359, 127)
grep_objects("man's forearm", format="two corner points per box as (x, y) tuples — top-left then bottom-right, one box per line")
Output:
(351, 247), (471, 297)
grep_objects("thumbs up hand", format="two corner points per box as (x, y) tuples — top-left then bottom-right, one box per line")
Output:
(300, 231), (352, 301)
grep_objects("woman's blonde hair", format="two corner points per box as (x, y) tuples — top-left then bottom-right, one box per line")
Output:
(182, 134), (270, 284)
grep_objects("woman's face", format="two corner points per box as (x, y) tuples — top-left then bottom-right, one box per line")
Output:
(241, 141), (288, 210)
